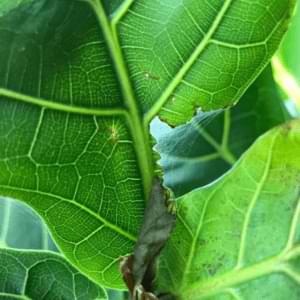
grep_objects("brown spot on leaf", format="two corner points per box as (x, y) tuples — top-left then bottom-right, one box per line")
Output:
(144, 72), (161, 81)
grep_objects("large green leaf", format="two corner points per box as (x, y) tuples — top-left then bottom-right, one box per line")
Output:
(0, 248), (107, 300)
(0, 199), (119, 299)
(0, 199), (123, 298)
(116, 0), (294, 126)
(0, 0), (294, 289)
(158, 119), (300, 299)
(156, 67), (290, 196)
(0, 0), (150, 289)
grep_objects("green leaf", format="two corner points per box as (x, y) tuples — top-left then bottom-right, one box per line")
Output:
(0, 198), (56, 250)
(0, 100), (143, 289)
(156, 67), (290, 196)
(0, 0), (294, 289)
(117, 0), (294, 126)
(0, 248), (107, 300)
(158, 119), (300, 299)
(273, 2), (300, 107)
(0, 198), (116, 299)
(277, 1), (300, 82)
(0, 0), (150, 289)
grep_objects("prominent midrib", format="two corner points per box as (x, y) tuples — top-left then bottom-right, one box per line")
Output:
(236, 132), (278, 268)
(183, 246), (300, 300)
(179, 177), (232, 291)
(144, 0), (233, 124)
(0, 185), (137, 242)
(193, 123), (237, 165)
(179, 188), (219, 290)
(111, 0), (134, 26)
(89, 0), (153, 197)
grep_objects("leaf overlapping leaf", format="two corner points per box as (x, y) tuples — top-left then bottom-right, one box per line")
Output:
(117, 0), (294, 125)
(158, 120), (300, 299)
(0, 0), (295, 289)
(156, 67), (290, 196)
(0, 248), (107, 300)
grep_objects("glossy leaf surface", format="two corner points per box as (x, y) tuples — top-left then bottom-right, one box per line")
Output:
(158, 120), (300, 299)
(0, 0), (294, 289)
(0, 248), (107, 300)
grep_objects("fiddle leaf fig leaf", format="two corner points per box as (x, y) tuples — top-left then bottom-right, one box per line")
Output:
(0, 248), (107, 300)
(0, 0), (151, 289)
(118, 0), (295, 125)
(0, 0), (295, 290)
(0, 102), (144, 289)
(158, 119), (300, 299)
(156, 66), (290, 196)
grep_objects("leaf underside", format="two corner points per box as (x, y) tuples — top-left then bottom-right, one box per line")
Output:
(158, 120), (300, 300)
(156, 66), (290, 196)
(0, 0), (294, 289)
(116, 0), (293, 125)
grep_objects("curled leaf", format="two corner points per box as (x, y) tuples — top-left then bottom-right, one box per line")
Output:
(121, 178), (176, 299)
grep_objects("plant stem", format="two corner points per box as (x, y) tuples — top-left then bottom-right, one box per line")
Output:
(88, 0), (153, 198)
